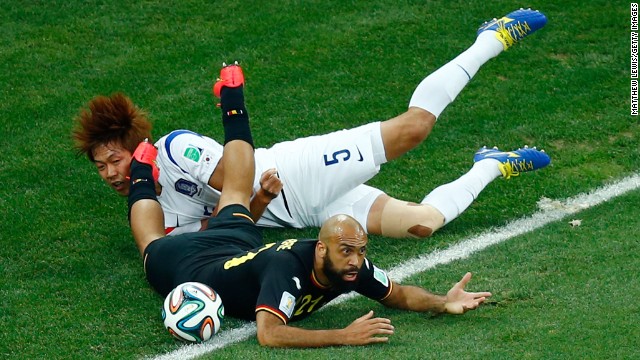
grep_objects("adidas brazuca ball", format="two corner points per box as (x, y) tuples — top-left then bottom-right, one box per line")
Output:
(162, 282), (224, 343)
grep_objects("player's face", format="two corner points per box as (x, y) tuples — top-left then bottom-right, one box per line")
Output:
(323, 234), (367, 287)
(92, 143), (133, 196)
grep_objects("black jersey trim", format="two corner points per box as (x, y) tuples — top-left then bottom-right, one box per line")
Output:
(310, 270), (330, 289)
(280, 187), (292, 219)
(379, 281), (394, 301)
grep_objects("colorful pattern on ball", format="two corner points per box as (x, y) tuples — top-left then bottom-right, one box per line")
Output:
(162, 282), (224, 343)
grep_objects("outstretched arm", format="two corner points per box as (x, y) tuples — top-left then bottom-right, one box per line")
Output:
(381, 272), (491, 314)
(255, 310), (394, 348)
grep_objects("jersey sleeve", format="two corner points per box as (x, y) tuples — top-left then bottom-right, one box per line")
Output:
(355, 258), (393, 301)
(156, 130), (223, 185)
(254, 252), (307, 324)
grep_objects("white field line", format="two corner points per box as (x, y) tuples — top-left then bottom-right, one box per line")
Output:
(147, 173), (640, 360)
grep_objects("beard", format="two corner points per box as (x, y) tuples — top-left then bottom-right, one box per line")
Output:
(322, 254), (360, 293)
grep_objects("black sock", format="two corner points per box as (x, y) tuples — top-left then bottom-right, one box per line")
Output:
(220, 86), (253, 147)
(127, 159), (158, 222)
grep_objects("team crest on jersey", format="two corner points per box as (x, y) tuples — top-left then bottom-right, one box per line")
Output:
(175, 179), (198, 197)
(183, 145), (203, 162)
(372, 265), (389, 287)
(279, 291), (296, 318)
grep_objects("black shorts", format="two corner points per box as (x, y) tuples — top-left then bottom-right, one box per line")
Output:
(143, 204), (263, 296)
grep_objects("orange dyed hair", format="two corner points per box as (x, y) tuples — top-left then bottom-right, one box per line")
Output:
(72, 93), (153, 162)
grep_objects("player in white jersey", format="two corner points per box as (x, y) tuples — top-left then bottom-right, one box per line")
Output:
(155, 122), (386, 234)
(73, 9), (551, 239)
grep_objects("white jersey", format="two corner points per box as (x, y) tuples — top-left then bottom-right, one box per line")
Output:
(155, 123), (386, 235)
(154, 130), (223, 232)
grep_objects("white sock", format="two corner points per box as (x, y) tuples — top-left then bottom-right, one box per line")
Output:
(408, 31), (503, 118)
(421, 158), (501, 225)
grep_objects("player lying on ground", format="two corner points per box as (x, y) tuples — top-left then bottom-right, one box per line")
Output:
(75, 8), (550, 238)
(129, 64), (492, 348)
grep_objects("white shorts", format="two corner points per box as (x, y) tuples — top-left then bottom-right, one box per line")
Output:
(159, 122), (388, 235)
(256, 122), (387, 229)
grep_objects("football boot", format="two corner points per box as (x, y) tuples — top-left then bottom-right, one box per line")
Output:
(132, 138), (159, 181)
(474, 145), (550, 179)
(477, 8), (547, 50)
(213, 61), (245, 98)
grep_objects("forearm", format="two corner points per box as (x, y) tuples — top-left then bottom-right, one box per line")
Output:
(257, 323), (346, 348)
(383, 284), (447, 314)
(257, 309), (393, 347)
(250, 169), (281, 221)
(249, 191), (271, 222)
(383, 274), (490, 315)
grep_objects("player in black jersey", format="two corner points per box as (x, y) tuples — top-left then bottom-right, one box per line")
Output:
(127, 63), (492, 348)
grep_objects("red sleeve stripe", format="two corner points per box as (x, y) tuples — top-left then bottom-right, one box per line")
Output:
(256, 305), (288, 324)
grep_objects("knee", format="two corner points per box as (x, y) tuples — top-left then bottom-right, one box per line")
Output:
(379, 200), (444, 239)
(403, 203), (445, 238)
(406, 223), (434, 238)
(403, 108), (436, 143)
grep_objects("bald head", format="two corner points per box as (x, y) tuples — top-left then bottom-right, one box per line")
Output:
(314, 215), (368, 287)
(318, 214), (367, 246)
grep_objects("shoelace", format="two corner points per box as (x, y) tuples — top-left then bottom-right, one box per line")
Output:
(499, 159), (535, 179)
(498, 161), (517, 179)
(496, 19), (532, 48)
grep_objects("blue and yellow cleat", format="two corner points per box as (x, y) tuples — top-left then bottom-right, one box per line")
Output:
(477, 8), (547, 50)
(474, 146), (550, 179)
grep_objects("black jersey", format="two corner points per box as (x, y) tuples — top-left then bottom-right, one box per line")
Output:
(144, 204), (393, 323)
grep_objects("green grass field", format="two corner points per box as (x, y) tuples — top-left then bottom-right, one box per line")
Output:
(1, 1), (638, 359)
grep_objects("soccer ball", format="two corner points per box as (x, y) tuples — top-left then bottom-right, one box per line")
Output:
(162, 282), (224, 343)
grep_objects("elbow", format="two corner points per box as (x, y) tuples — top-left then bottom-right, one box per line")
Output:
(256, 331), (270, 347)
(256, 330), (280, 348)
(256, 310), (288, 348)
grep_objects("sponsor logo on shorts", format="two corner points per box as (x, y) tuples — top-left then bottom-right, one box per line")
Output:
(355, 145), (364, 161)
(279, 291), (296, 318)
(183, 145), (202, 162)
(175, 178), (198, 197)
